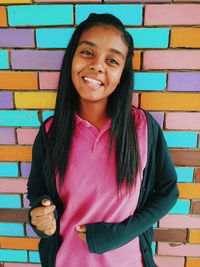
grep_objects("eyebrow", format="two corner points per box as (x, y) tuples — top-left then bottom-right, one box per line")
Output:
(78, 40), (125, 59)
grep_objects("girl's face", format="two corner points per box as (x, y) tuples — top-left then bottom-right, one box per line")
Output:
(71, 25), (128, 107)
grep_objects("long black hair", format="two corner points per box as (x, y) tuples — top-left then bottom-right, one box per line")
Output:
(47, 13), (140, 191)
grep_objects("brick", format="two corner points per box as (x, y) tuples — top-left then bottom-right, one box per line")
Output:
(8, 5), (73, 26)
(186, 258), (200, 267)
(21, 163), (31, 178)
(39, 72), (59, 90)
(0, 223), (24, 236)
(171, 28), (200, 48)
(0, 249), (27, 262)
(17, 129), (38, 145)
(0, 6), (8, 27)
(0, 50), (9, 69)
(0, 111), (40, 127)
(154, 228), (187, 242)
(143, 50), (200, 70)
(106, 0), (170, 1)
(0, 0), (31, 3)
(0, 195), (21, 208)
(0, 208), (28, 223)
(29, 251), (40, 263)
(11, 50), (65, 70)
(134, 73), (167, 91)
(189, 230), (200, 244)
(169, 200), (190, 214)
(160, 214), (200, 228)
(23, 194), (30, 208)
(191, 201), (200, 214)
(35, 0), (100, 1)
(0, 178), (27, 193)
(163, 132), (198, 148)
(26, 224), (38, 238)
(0, 146), (32, 162)
(42, 111), (54, 121)
(0, 237), (39, 250)
(132, 51), (141, 70)
(0, 128), (15, 145)
(158, 242), (200, 257)
(154, 255), (185, 267)
(0, 29), (34, 47)
(127, 28), (169, 48)
(145, 4), (200, 25)
(0, 92), (13, 108)
(150, 112), (164, 127)
(141, 93), (200, 111)
(166, 113), (200, 130)
(168, 73), (200, 92)
(170, 150), (200, 167)
(4, 264), (41, 267)
(178, 183), (200, 199)
(76, 4), (143, 25)
(0, 163), (18, 177)
(175, 168), (194, 183)
(194, 168), (200, 182)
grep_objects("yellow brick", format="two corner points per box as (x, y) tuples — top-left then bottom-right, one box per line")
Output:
(178, 183), (200, 199)
(141, 93), (200, 111)
(189, 230), (200, 244)
(15, 92), (56, 109)
(186, 258), (200, 267)
(0, 0), (32, 3)
(171, 28), (200, 48)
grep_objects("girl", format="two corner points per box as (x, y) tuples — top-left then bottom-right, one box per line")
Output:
(27, 13), (179, 267)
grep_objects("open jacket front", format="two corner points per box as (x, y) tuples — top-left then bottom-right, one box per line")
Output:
(27, 109), (179, 267)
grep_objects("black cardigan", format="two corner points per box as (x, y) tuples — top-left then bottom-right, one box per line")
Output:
(27, 109), (179, 267)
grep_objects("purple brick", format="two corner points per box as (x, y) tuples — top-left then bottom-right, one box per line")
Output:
(23, 194), (30, 208)
(11, 50), (65, 70)
(168, 72), (200, 91)
(21, 163), (31, 177)
(0, 128), (16, 144)
(26, 223), (39, 237)
(0, 29), (34, 47)
(150, 112), (164, 128)
(106, 0), (170, 1)
(0, 92), (13, 108)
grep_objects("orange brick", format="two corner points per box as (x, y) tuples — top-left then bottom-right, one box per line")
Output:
(0, 6), (8, 27)
(0, 72), (38, 90)
(178, 183), (200, 199)
(171, 28), (200, 48)
(141, 93), (200, 111)
(189, 230), (200, 244)
(0, 237), (39, 250)
(186, 258), (200, 267)
(0, 146), (32, 162)
(132, 51), (141, 70)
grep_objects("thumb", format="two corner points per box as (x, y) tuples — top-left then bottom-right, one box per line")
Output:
(41, 199), (51, 207)
(76, 225), (86, 232)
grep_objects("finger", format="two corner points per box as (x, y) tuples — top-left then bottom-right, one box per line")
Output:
(31, 212), (55, 225)
(43, 224), (56, 236)
(76, 225), (86, 232)
(30, 205), (55, 217)
(36, 219), (56, 232)
(41, 199), (51, 206)
(77, 232), (87, 243)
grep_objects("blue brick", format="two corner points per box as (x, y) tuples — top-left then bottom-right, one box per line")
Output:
(29, 251), (41, 263)
(0, 163), (18, 177)
(169, 200), (190, 214)
(0, 111), (40, 127)
(0, 50), (9, 69)
(0, 223), (24, 236)
(175, 168), (194, 183)
(8, 5), (73, 26)
(76, 5), (143, 26)
(0, 249), (27, 262)
(164, 132), (198, 148)
(134, 73), (167, 91)
(0, 195), (21, 208)
(127, 28), (169, 48)
(36, 28), (75, 48)
(151, 242), (156, 255)
(42, 111), (54, 121)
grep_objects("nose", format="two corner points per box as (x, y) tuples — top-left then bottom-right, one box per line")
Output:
(89, 57), (105, 73)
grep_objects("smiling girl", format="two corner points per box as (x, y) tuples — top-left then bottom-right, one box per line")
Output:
(27, 13), (179, 267)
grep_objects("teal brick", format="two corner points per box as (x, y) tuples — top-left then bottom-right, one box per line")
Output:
(8, 5), (73, 26)
(151, 242), (156, 255)
(0, 223), (24, 236)
(42, 111), (54, 121)
(127, 28), (169, 48)
(169, 200), (190, 214)
(76, 5), (143, 26)
(0, 249), (27, 262)
(0, 50), (9, 69)
(29, 251), (41, 263)
(36, 28), (75, 48)
(175, 168), (194, 183)
(0, 163), (18, 177)
(0, 195), (21, 208)
(0, 111), (40, 127)
(164, 132), (198, 148)
(134, 73), (167, 91)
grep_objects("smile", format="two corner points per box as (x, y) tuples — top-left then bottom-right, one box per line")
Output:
(83, 77), (103, 86)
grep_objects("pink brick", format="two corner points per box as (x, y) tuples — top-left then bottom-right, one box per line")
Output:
(158, 242), (200, 257)
(132, 93), (139, 107)
(166, 113), (200, 130)
(145, 4), (200, 25)
(143, 51), (200, 70)
(160, 214), (200, 228)
(154, 255), (185, 267)
(0, 178), (27, 193)
(17, 129), (38, 145)
(39, 72), (59, 90)
(4, 264), (41, 267)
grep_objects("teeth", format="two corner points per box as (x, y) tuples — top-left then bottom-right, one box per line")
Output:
(83, 77), (102, 86)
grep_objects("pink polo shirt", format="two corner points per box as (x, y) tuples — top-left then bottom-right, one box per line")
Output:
(46, 107), (147, 267)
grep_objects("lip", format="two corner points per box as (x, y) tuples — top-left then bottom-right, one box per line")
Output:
(82, 76), (104, 86)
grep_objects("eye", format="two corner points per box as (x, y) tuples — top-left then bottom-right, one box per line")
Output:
(81, 50), (93, 56)
(107, 58), (119, 65)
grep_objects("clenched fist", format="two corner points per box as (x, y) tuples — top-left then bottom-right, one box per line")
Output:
(30, 199), (56, 236)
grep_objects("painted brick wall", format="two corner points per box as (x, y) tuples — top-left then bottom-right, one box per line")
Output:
(0, 0), (200, 266)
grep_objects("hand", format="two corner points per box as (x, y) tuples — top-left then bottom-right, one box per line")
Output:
(76, 225), (87, 244)
(30, 199), (56, 236)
